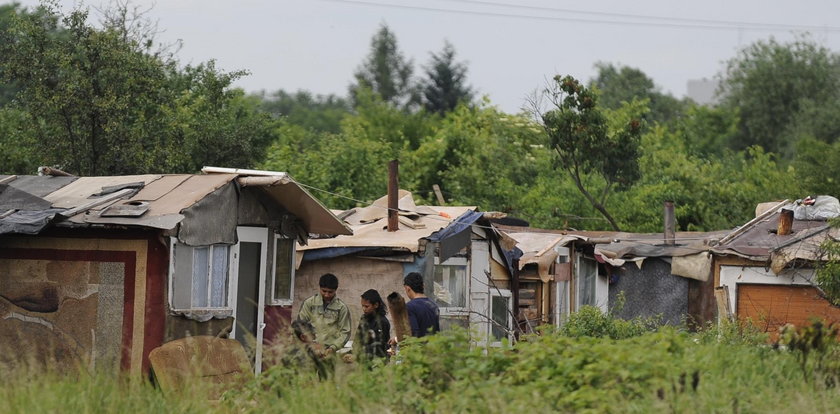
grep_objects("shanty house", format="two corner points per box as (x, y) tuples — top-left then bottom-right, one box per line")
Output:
(494, 224), (723, 331)
(0, 168), (350, 376)
(711, 198), (840, 337)
(291, 190), (514, 346)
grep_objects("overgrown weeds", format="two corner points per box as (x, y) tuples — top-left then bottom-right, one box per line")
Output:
(5, 312), (840, 413)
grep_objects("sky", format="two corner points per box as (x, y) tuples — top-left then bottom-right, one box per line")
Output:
(14, 0), (840, 113)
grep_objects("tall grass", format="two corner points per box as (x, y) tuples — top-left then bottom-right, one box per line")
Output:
(4, 310), (839, 413)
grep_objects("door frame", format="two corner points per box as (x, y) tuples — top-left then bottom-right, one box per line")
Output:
(231, 226), (268, 374)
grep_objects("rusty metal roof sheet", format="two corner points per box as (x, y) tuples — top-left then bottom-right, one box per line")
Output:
(712, 209), (830, 261)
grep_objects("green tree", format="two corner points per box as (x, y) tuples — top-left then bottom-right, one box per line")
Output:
(538, 75), (644, 231)
(257, 89), (350, 134)
(421, 41), (473, 115)
(793, 137), (840, 197)
(404, 101), (544, 212)
(718, 36), (840, 157)
(590, 62), (688, 125)
(0, 3), (274, 175)
(350, 24), (418, 110)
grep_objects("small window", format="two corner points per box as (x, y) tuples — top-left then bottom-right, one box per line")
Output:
(490, 293), (511, 341)
(577, 255), (597, 308)
(171, 241), (232, 310)
(271, 236), (295, 305)
(433, 257), (468, 310)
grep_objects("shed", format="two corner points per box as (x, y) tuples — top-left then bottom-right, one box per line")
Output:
(711, 198), (840, 338)
(0, 168), (350, 376)
(493, 225), (724, 331)
(290, 190), (514, 346)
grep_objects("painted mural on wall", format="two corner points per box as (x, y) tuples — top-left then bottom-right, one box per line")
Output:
(0, 257), (125, 371)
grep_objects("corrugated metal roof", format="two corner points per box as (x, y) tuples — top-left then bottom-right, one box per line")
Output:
(712, 210), (829, 261)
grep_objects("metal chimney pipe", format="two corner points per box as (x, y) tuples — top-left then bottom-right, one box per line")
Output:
(388, 160), (399, 232)
(778, 209), (793, 236)
(664, 201), (675, 245)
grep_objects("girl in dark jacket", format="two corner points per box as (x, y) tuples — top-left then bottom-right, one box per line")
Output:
(353, 289), (390, 363)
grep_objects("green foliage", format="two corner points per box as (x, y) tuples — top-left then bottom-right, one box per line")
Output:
(590, 62), (689, 125)
(816, 221), (840, 306)
(0, 2), (274, 175)
(220, 326), (840, 413)
(350, 23), (418, 111)
(794, 138), (840, 197)
(539, 75), (644, 230)
(612, 123), (797, 232)
(6, 324), (840, 413)
(777, 318), (840, 384)
(719, 35), (840, 157)
(421, 41), (473, 115)
(558, 304), (660, 340)
(406, 102), (544, 212)
(257, 89), (350, 134)
(0, 107), (36, 174)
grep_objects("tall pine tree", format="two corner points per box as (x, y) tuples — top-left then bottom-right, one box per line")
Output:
(422, 41), (473, 115)
(349, 24), (418, 110)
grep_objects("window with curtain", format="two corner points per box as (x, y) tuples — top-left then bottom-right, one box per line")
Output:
(171, 242), (231, 310)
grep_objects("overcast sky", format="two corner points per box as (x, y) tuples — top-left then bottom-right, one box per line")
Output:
(15, 0), (840, 113)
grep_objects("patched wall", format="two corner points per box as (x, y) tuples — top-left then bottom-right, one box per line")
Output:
(607, 258), (688, 325)
(294, 256), (406, 338)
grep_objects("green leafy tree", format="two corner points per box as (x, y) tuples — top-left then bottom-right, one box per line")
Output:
(590, 62), (688, 125)
(718, 36), (840, 157)
(793, 137), (840, 197)
(421, 41), (473, 115)
(0, 3), (274, 175)
(350, 24), (418, 110)
(816, 221), (840, 306)
(404, 100), (544, 212)
(538, 75), (644, 231)
(257, 89), (350, 134)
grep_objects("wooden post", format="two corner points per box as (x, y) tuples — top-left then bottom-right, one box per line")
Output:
(714, 286), (733, 322)
(433, 184), (445, 205)
(388, 160), (399, 232)
(777, 208), (794, 236)
(664, 200), (675, 245)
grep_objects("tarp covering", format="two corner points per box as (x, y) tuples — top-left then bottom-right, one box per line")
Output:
(0, 184), (52, 210)
(500, 231), (585, 283)
(0, 209), (65, 235)
(178, 182), (238, 246)
(671, 253), (712, 282)
(428, 210), (484, 262)
(496, 225), (725, 282)
(2, 175), (77, 198)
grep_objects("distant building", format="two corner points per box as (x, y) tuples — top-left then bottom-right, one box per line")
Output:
(686, 78), (720, 106)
